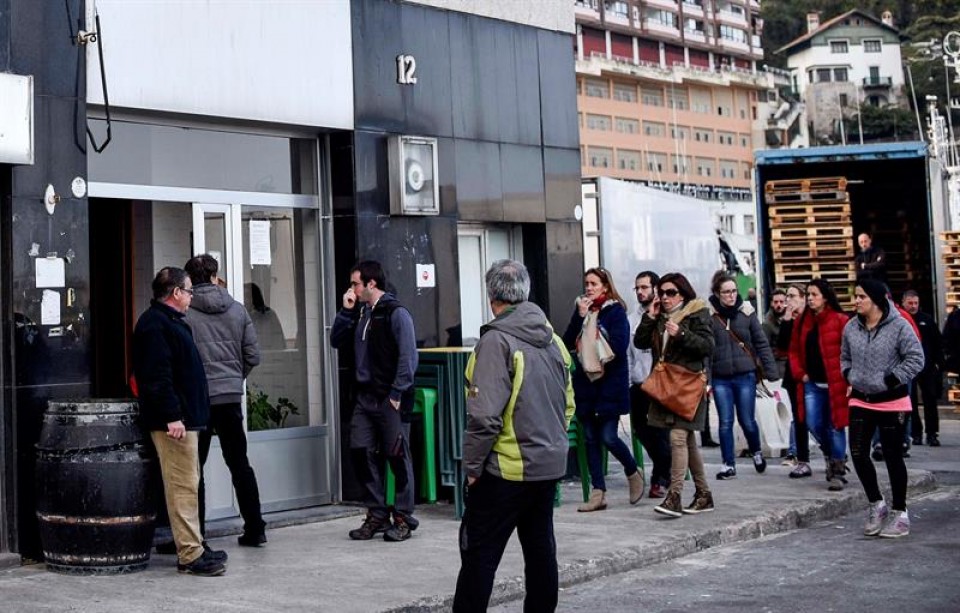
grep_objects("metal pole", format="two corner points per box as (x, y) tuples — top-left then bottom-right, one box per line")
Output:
(906, 62), (926, 141)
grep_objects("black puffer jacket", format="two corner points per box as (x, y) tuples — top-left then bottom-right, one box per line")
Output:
(185, 283), (260, 405)
(708, 297), (778, 381)
(133, 301), (210, 431)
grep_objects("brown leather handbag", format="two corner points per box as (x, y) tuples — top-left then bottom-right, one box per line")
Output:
(642, 358), (707, 421)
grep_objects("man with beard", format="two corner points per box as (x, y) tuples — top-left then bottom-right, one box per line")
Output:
(761, 289), (789, 380)
(628, 271), (672, 497)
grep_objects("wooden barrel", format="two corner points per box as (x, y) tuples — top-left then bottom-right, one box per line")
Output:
(35, 399), (157, 574)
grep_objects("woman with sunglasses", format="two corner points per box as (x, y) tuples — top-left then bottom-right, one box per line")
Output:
(563, 267), (641, 512)
(708, 273), (779, 481)
(842, 278), (924, 538)
(788, 278), (851, 491)
(635, 273), (716, 517)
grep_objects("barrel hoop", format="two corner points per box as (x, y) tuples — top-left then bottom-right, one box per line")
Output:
(44, 551), (150, 564)
(37, 513), (156, 525)
(36, 442), (147, 455)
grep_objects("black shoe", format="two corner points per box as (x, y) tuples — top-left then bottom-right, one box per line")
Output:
(202, 541), (228, 563)
(154, 541), (176, 555)
(912, 436), (923, 446)
(701, 436), (720, 448)
(238, 532), (267, 547)
(752, 451), (767, 474)
(393, 513), (418, 532)
(871, 445), (884, 461)
(177, 550), (226, 577)
(902, 442), (911, 458)
(716, 466), (737, 480)
(348, 514), (391, 541)
(383, 517), (412, 542)
(928, 434), (941, 447)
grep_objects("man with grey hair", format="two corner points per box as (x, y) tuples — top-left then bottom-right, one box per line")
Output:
(453, 260), (575, 613)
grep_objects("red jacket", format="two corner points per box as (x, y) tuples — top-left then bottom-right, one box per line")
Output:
(789, 307), (851, 429)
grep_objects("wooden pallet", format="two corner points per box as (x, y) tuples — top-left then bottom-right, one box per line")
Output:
(769, 210), (852, 226)
(776, 269), (858, 283)
(940, 231), (960, 241)
(765, 177), (848, 194)
(943, 243), (960, 256)
(774, 260), (856, 275)
(771, 225), (853, 240)
(772, 241), (854, 260)
(765, 191), (849, 205)
(769, 202), (851, 216)
(948, 387), (960, 404)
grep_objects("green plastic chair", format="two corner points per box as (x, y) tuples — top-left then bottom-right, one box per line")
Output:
(385, 387), (438, 505)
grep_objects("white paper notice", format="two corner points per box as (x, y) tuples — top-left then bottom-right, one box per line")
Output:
(41, 290), (61, 325)
(416, 263), (436, 288)
(36, 257), (65, 288)
(249, 220), (272, 265)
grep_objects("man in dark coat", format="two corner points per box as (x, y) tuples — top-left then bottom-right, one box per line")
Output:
(185, 254), (266, 546)
(901, 290), (944, 446)
(855, 233), (887, 283)
(133, 267), (225, 576)
(331, 260), (419, 542)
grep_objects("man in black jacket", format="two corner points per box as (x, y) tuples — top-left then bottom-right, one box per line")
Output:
(902, 290), (944, 446)
(331, 261), (418, 542)
(133, 267), (225, 576)
(185, 254), (265, 547)
(855, 233), (887, 283)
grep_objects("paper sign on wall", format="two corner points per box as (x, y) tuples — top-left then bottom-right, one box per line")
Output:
(41, 290), (60, 325)
(249, 220), (272, 265)
(416, 263), (435, 288)
(36, 257), (65, 288)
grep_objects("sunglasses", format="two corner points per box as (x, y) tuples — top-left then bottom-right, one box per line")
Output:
(657, 288), (680, 298)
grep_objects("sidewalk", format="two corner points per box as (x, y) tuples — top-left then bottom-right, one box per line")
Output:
(0, 419), (954, 613)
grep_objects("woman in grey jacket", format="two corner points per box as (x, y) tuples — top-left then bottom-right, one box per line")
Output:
(842, 279), (924, 538)
(708, 274), (778, 480)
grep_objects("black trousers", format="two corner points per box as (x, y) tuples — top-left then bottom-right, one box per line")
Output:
(909, 369), (941, 439)
(849, 406), (909, 511)
(199, 402), (265, 537)
(629, 384), (671, 485)
(453, 476), (559, 613)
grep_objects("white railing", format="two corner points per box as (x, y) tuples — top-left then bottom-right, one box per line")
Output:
(645, 0), (680, 11)
(685, 29), (707, 44)
(644, 19), (681, 37)
(717, 37), (750, 53)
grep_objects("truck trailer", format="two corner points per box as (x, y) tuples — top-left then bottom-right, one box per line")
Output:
(755, 141), (950, 319)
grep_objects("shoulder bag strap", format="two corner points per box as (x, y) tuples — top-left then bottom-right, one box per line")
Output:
(714, 313), (770, 385)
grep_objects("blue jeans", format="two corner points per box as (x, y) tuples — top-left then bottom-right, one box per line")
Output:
(803, 382), (847, 460)
(713, 372), (762, 466)
(580, 413), (638, 491)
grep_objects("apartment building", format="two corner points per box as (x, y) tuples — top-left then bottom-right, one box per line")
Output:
(779, 10), (906, 145)
(575, 0), (781, 200)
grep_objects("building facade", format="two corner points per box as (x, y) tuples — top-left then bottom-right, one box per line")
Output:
(574, 0), (778, 202)
(0, 0), (581, 559)
(779, 10), (906, 145)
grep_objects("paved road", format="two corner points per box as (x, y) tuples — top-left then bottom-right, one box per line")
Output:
(491, 485), (960, 613)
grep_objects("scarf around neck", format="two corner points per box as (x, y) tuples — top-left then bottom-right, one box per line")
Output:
(709, 294), (742, 320)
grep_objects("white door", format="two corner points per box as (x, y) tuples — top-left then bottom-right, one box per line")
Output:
(457, 225), (521, 344)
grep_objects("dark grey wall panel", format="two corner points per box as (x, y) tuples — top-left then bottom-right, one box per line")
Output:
(352, 0), (405, 133)
(545, 221), (585, 329)
(449, 12), (500, 142)
(501, 144), (544, 223)
(455, 139), (502, 222)
(544, 147), (582, 221)
(399, 5), (454, 137)
(537, 30), (579, 149)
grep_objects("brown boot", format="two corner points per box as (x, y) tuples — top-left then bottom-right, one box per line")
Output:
(578, 488), (607, 512)
(827, 459), (846, 491)
(627, 470), (645, 505)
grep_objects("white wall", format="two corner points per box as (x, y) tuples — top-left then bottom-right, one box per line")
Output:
(406, 0), (574, 33)
(87, 1), (353, 129)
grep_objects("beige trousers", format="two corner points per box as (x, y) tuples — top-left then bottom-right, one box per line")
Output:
(150, 431), (204, 565)
(668, 429), (710, 496)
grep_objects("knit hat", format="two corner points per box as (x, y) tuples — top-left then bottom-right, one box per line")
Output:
(857, 278), (889, 316)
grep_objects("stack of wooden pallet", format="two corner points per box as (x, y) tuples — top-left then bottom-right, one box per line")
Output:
(765, 177), (856, 309)
(942, 231), (960, 311)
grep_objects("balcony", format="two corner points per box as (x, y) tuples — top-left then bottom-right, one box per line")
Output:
(681, 1), (705, 18)
(646, 0), (680, 11)
(862, 76), (893, 88)
(576, 51), (778, 91)
(644, 18), (681, 38)
(684, 29), (710, 45)
(716, 10), (748, 27)
(717, 36), (750, 54)
(575, 0), (600, 19)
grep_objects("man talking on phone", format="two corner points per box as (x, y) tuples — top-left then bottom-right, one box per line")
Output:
(331, 260), (419, 542)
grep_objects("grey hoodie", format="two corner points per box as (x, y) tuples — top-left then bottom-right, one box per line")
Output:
(841, 305), (924, 396)
(463, 301), (575, 482)
(185, 283), (261, 404)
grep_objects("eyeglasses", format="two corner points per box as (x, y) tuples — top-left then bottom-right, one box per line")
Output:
(178, 286), (194, 296)
(657, 288), (680, 298)
(719, 289), (738, 296)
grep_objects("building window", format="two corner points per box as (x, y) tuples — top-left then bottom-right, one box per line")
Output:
(646, 152), (666, 173)
(613, 82), (638, 102)
(609, 1), (629, 18)
(719, 159), (737, 178)
(816, 68), (831, 83)
(585, 79), (609, 98)
(641, 86), (664, 106)
(834, 68), (848, 82)
(586, 114), (611, 130)
(740, 134), (750, 148)
(667, 88), (689, 110)
(694, 128), (713, 143)
(744, 214), (756, 234)
(643, 121), (666, 137)
(718, 24), (747, 43)
(618, 149), (641, 171)
(864, 39), (882, 53)
(589, 147), (612, 168)
(696, 157), (714, 177)
(719, 214), (734, 233)
(718, 132), (735, 145)
(671, 125), (689, 140)
(615, 117), (639, 133)
(671, 154), (690, 174)
(648, 9), (678, 28)
(830, 40), (849, 54)
(839, 93), (848, 107)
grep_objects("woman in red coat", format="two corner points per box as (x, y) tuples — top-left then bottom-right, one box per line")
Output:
(789, 278), (851, 491)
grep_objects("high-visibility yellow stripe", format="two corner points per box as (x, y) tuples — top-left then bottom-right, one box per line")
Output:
(552, 334), (576, 427)
(492, 350), (525, 480)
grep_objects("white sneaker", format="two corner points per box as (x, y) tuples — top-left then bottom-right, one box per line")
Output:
(878, 510), (910, 538)
(863, 500), (888, 536)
